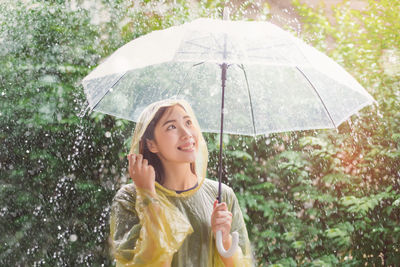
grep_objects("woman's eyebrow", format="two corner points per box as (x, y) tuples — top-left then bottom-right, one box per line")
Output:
(161, 116), (191, 127)
(162, 119), (176, 127)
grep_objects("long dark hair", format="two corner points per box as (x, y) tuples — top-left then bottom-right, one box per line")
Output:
(139, 106), (169, 185)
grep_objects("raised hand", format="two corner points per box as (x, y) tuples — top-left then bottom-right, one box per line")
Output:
(127, 153), (156, 196)
(211, 200), (233, 247)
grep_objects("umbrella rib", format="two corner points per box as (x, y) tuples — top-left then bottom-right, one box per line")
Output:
(185, 40), (219, 51)
(193, 62), (205, 67)
(180, 39), (223, 53)
(175, 63), (204, 97)
(90, 72), (127, 112)
(239, 64), (257, 136)
(295, 66), (337, 128)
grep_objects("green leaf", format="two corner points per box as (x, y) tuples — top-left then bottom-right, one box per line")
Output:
(393, 198), (400, 207)
(291, 240), (306, 250)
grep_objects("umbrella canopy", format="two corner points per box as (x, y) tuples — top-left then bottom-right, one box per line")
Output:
(82, 18), (375, 136)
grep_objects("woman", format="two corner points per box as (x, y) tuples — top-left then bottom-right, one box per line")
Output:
(110, 99), (253, 266)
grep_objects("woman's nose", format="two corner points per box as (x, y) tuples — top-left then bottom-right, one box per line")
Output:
(180, 126), (193, 139)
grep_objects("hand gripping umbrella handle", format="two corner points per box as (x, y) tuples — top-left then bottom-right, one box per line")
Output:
(216, 230), (239, 258)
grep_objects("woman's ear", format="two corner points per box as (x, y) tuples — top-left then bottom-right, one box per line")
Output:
(146, 139), (158, 153)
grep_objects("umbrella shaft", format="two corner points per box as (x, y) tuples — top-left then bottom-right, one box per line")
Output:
(218, 63), (228, 203)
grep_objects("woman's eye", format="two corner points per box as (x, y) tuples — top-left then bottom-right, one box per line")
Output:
(186, 120), (192, 126)
(167, 124), (176, 130)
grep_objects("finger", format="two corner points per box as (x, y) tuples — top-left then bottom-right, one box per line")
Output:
(214, 216), (232, 225)
(130, 154), (137, 169)
(211, 211), (232, 224)
(128, 153), (136, 162)
(216, 202), (227, 208)
(211, 208), (231, 221)
(135, 154), (143, 171)
(129, 154), (137, 165)
(128, 154), (135, 177)
(212, 222), (231, 235)
(214, 213), (232, 221)
(214, 209), (231, 216)
(143, 159), (152, 174)
(136, 154), (143, 165)
(214, 202), (228, 212)
(147, 164), (155, 175)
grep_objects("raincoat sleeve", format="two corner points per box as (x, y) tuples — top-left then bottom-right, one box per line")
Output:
(110, 184), (193, 266)
(213, 186), (254, 267)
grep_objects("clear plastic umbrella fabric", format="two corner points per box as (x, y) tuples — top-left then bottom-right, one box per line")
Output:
(82, 18), (375, 136)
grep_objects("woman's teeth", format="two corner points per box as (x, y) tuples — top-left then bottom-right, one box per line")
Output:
(179, 143), (194, 150)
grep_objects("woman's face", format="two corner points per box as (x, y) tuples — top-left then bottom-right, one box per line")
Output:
(147, 105), (199, 165)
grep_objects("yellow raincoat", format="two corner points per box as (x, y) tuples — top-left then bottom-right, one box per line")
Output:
(109, 99), (253, 266)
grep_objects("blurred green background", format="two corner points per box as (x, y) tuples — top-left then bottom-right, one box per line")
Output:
(1, 0), (399, 266)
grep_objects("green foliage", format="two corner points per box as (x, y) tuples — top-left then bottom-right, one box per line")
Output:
(0, 1), (128, 265)
(1, 0), (399, 266)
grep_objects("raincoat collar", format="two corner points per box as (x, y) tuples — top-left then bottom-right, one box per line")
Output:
(155, 176), (205, 197)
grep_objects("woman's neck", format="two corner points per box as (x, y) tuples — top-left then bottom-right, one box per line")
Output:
(161, 162), (197, 191)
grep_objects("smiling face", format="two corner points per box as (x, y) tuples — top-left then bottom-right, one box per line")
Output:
(146, 105), (199, 166)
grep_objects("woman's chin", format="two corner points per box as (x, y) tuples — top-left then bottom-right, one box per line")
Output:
(178, 154), (197, 163)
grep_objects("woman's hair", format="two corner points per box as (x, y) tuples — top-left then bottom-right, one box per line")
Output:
(138, 104), (196, 185)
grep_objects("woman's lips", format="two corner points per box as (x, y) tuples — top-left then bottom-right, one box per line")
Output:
(178, 141), (195, 151)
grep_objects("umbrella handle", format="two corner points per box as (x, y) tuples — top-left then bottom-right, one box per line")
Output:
(216, 230), (239, 258)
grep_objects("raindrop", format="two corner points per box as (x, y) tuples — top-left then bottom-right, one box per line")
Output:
(105, 131), (111, 138)
(69, 234), (78, 242)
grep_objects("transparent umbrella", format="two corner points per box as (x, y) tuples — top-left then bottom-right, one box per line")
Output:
(81, 17), (375, 257)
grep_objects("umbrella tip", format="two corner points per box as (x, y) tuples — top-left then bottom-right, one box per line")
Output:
(223, 7), (230, 20)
